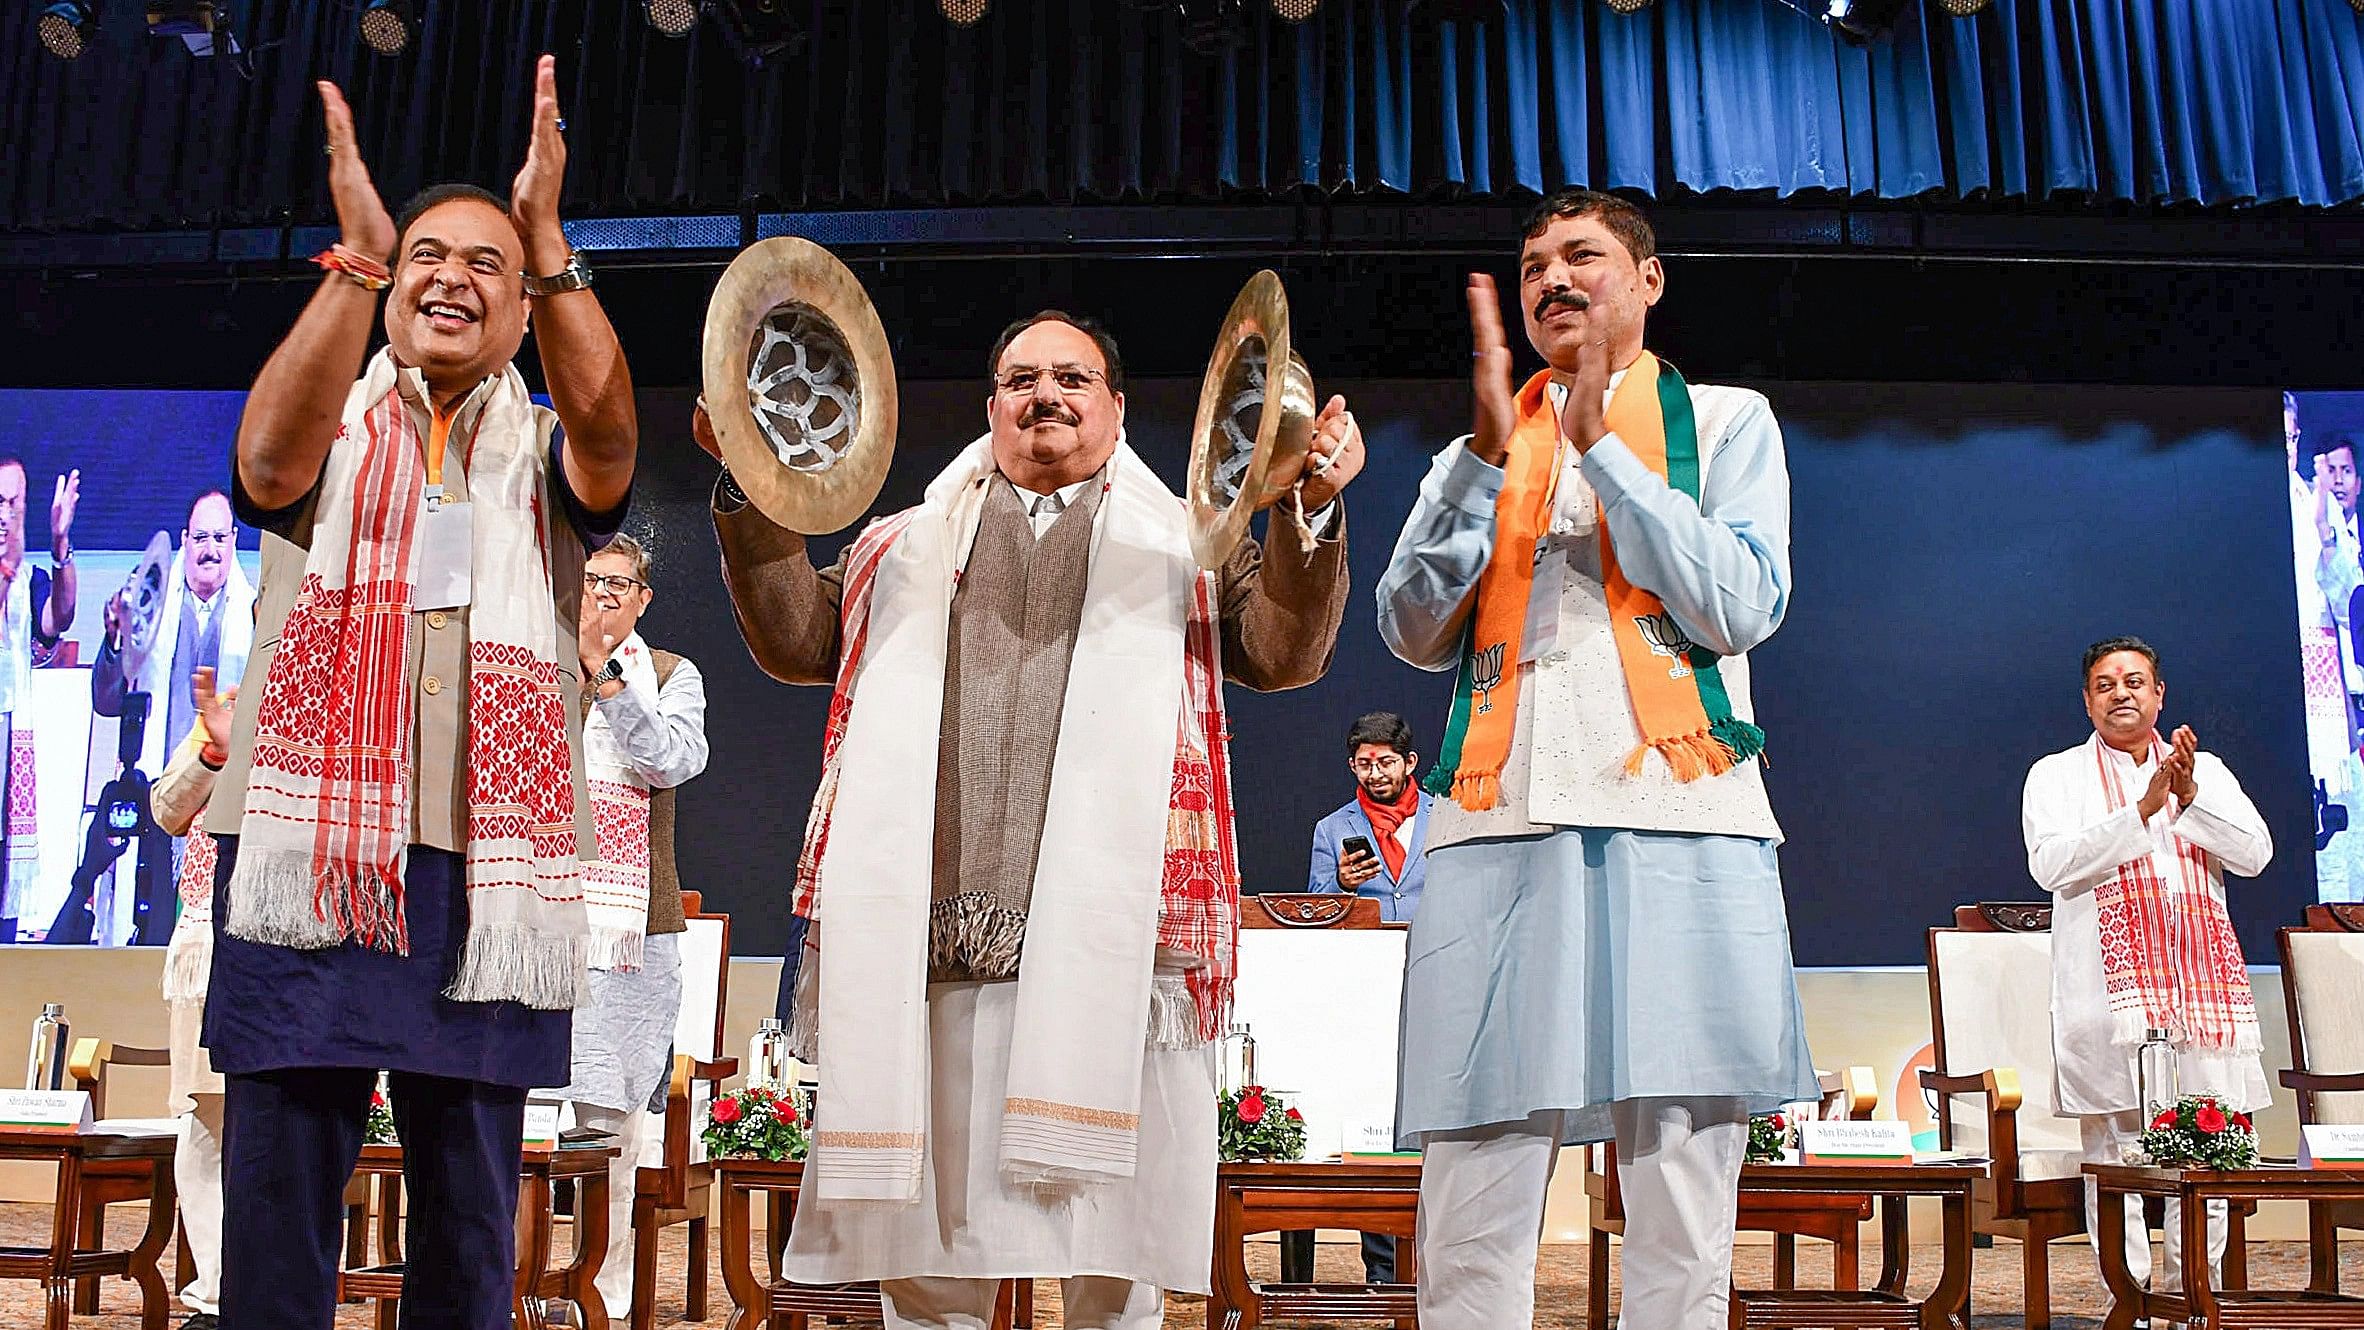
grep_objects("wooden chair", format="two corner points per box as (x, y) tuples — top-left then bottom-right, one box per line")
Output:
(2277, 901), (2364, 1294)
(1921, 901), (2250, 1328)
(627, 891), (736, 1330)
(1921, 902), (2091, 1329)
(69, 1036), (376, 1313)
(67, 1038), (174, 1315)
(1581, 1065), (1878, 1327)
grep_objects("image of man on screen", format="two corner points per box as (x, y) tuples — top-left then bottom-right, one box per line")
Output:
(49, 490), (257, 945)
(2301, 425), (2364, 903)
(0, 457), (80, 944)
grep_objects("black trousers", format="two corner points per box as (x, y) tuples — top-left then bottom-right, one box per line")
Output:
(220, 1067), (526, 1329)
(1278, 1230), (1397, 1284)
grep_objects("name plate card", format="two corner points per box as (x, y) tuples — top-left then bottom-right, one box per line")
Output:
(1341, 1118), (1396, 1155)
(1801, 1119), (1915, 1167)
(522, 1102), (562, 1151)
(0, 1089), (93, 1134)
(2301, 1124), (2364, 1170)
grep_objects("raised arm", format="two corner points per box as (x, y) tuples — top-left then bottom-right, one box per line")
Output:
(39, 471), (76, 641)
(696, 403), (845, 685)
(511, 56), (635, 515)
(236, 82), (391, 511)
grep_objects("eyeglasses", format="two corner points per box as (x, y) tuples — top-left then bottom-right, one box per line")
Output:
(186, 529), (235, 547)
(1349, 755), (1407, 774)
(583, 572), (647, 596)
(994, 365), (1106, 397)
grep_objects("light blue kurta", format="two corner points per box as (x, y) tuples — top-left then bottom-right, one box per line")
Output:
(1378, 392), (1818, 1147)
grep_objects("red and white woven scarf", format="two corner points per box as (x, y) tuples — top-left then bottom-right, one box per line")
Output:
(2090, 734), (2259, 1053)
(227, 352), (587, 1009)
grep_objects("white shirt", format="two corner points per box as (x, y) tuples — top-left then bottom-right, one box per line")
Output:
(2021, 736), (2274, 1115)
(591, 654), (711, 790)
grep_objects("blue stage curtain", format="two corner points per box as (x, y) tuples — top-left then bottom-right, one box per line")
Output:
(6, 0), (2364, 232)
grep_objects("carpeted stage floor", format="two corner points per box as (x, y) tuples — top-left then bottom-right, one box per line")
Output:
(3, 1201), (2357, 1327)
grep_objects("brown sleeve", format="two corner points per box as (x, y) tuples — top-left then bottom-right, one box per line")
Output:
(1217, 503), (1351, 692)
(712, 484), (848, 686)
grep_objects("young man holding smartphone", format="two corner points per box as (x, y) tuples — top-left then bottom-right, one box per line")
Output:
(1308, 711), (1433, 924)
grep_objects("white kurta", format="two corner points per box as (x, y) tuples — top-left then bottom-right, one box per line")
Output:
(2021, 738), (2274, 1116)
(781, 957), (1217, 1295)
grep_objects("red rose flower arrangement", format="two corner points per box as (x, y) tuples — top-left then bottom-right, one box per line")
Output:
(701, 1083), (811, 1162)
(2134, 1094), (2258, 1170)
(1218, 1084), (1308, 1162)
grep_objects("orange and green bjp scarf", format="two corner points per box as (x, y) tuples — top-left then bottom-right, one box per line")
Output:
(1425, 353), (1765, 811)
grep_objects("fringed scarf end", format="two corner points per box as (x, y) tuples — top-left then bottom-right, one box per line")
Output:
(585, 925), (646, 974)
(222, 846), (384, 952)
(1450, 769), (1502, 813)
(1148, 973), (1201, 1050)
(1711, 716), (1767, 765)
(444, 923), (591, 1010)
(928, 892), (1029, 980)
(161, 925), (213, 1006)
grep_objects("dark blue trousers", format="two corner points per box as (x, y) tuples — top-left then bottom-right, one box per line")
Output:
(220, 1067), (526, 1330)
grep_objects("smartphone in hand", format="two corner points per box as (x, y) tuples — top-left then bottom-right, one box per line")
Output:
(1341, 835), (1374, 862)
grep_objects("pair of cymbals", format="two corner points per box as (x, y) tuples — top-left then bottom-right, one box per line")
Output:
(702, 240), (1308, 569)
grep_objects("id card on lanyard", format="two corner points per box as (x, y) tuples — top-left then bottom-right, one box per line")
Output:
(416, 406), (473, 611)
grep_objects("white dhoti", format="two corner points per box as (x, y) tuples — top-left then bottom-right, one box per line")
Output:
(2079, 1110), (2230, 1293)
(174, 1091), (225, 1316)
(1416, 1098), (1747, 1330)
(783, 972), (1216, 1307)
(573, 1102), (659, 1320)
(168, 958), (226, 1318)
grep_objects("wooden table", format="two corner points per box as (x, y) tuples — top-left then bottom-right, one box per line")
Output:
(0, 1127), (177, 1330)
(339, 1141), (616, 1330)
(2087, 1163), (2364, 1327)
(1729, 1160), (1981, 1329)
(1210, 1158), (1420, 1330)
(713, 1157), (1029, 1330)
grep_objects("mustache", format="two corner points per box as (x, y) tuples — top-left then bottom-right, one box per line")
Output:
(1020, 402), (1080, 428)
(1534, 290), (1591, 321)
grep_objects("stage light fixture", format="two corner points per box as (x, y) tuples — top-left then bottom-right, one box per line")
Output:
(2350, 0), (2362, 15)
(1270, 0), (1320, 21)
(644, 0), (699, 35)
(1823, 0), (1907, 43)
(37, 0), (99, 58)
(1933, 0), (1989, 13)
(939, 0), (988, 25)
(1601, 0), (1652, 13)
(358, 0), (411, 54)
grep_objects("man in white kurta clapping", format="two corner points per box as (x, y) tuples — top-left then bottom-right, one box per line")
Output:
(2022, 635), (2272, 1297)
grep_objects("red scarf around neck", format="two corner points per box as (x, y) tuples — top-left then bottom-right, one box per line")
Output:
(1356, 783), (1420, 880)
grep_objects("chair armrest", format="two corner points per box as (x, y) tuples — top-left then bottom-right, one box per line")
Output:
(1919, 1066), (2028, 1215)
(692, 1056), (739, 1084)
(1838, 1065), (1880, 1120)
(2282, 1069), (2364, 1094)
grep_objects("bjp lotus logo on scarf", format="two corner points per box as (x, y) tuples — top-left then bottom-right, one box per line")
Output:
(1472, 642), (1507, 714)
(1635, 613), (1695, 680)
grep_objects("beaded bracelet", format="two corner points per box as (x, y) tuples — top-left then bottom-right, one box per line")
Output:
(312, 243), (392, 292)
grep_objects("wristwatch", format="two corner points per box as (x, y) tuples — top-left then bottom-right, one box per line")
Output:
(582, 656), (623, 702)
(523, 255), (594, 297)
